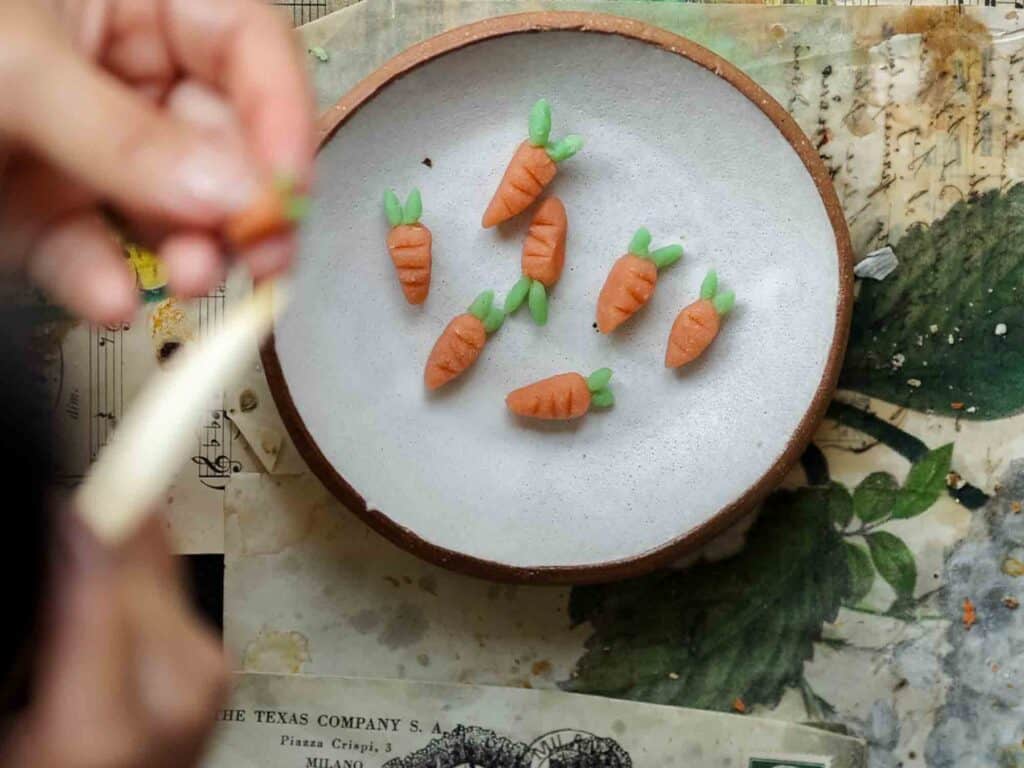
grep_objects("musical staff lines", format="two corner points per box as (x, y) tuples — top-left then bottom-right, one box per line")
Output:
(89, 323), (126, 462)
(192, 284), (240, 490)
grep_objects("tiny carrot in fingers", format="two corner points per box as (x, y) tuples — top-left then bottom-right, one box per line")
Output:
(225, 177), (310, 249)
(385, 188), (432, 304)
(506, 368), (614, 421)
(665, 270), (736, 368)
(424, 290), (505, 390)
(482, 100), (583, 228)
(595, 228), (683, 333)
(505, 197), (567, 325)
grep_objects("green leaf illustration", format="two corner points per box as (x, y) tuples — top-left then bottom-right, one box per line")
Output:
(843, 542), (875, 604)
(892, 443), (952, 519)
(840, 184), (1024, 419)
(828, 482), (853, 529)
(853, 472), (899, 523)
(866, 531), (917, 599)
(565, 486), (848, 711)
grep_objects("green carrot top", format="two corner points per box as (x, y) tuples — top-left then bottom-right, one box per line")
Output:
(384, 188), (423, 227)
(275, 175), (311, 222)
(586, 367), (614, 408)
(527, 99), (584, 164)
(700, 270), (736, 315)
(627, 228), (683, 270)
(467, 290), (505, 333)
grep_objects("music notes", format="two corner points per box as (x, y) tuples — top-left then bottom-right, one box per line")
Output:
(192, 409), (243, 490)
(190, 284), (241, 490)
(90, 323), (128, 462)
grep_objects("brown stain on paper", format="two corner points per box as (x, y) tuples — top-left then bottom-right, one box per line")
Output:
(225, 479), (315, 556)
(377, 603), (429, 650)
(531, 660), (553, 679)
(242, 629), (311, 674)
(149, 298), (193, 363)
(864, 8), (991, 109)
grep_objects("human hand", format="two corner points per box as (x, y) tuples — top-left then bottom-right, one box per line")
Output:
(0, 0), (315, 324)
(0, 512), (229, 768)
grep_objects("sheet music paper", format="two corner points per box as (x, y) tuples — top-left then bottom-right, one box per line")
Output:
(47, 275), (260, 553)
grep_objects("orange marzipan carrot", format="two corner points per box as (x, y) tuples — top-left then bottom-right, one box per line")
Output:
(387, 226), (431, 304)
(506, 368), (614, 421)
(596, 254), (657, 334)
(482, 142), (556, 229)
(424, 315), (485, 391)
(225, 180), (308, 248)
(665, 270), (736, 368)
(424, 291), (505, 391)
(521, 197), (567, 288)
(665, 300), (719, 368)
(385, 189), (431, 304)
(595, 228), (682, 334)
(481, 100), (582, 229)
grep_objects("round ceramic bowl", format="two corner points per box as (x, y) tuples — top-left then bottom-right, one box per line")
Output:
(263, 12), (853, 584)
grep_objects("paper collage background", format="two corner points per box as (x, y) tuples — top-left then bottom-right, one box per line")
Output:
(35, 2), (1024, 767)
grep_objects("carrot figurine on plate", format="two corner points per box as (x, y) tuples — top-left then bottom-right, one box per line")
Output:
(225, 177), (310, 249)
(384, 188), (431, 304)
(665, 270), (736, 368)
(482, 100), (583, 228)
(424, 290), (505, 391)
(506, 368), (614, 421)
(595, 228), (683, 333)
(505, 197), (567, 325)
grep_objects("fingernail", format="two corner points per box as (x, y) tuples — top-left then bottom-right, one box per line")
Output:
(175, 144), (259, 213)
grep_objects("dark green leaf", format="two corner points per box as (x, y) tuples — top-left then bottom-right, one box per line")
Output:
(564, 487), (846, 711)
(886, 595), (918, 621)
(843, 542), (874, 604)
(840, 184), (1024, 420)
(828, 482), (853, 528)
(853, 472), (899, 523)
(892, 443), (953, 519)
(866, 532), (917, 598)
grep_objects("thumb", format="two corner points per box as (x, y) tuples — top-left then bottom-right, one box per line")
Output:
(0, 6), (259, 227)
